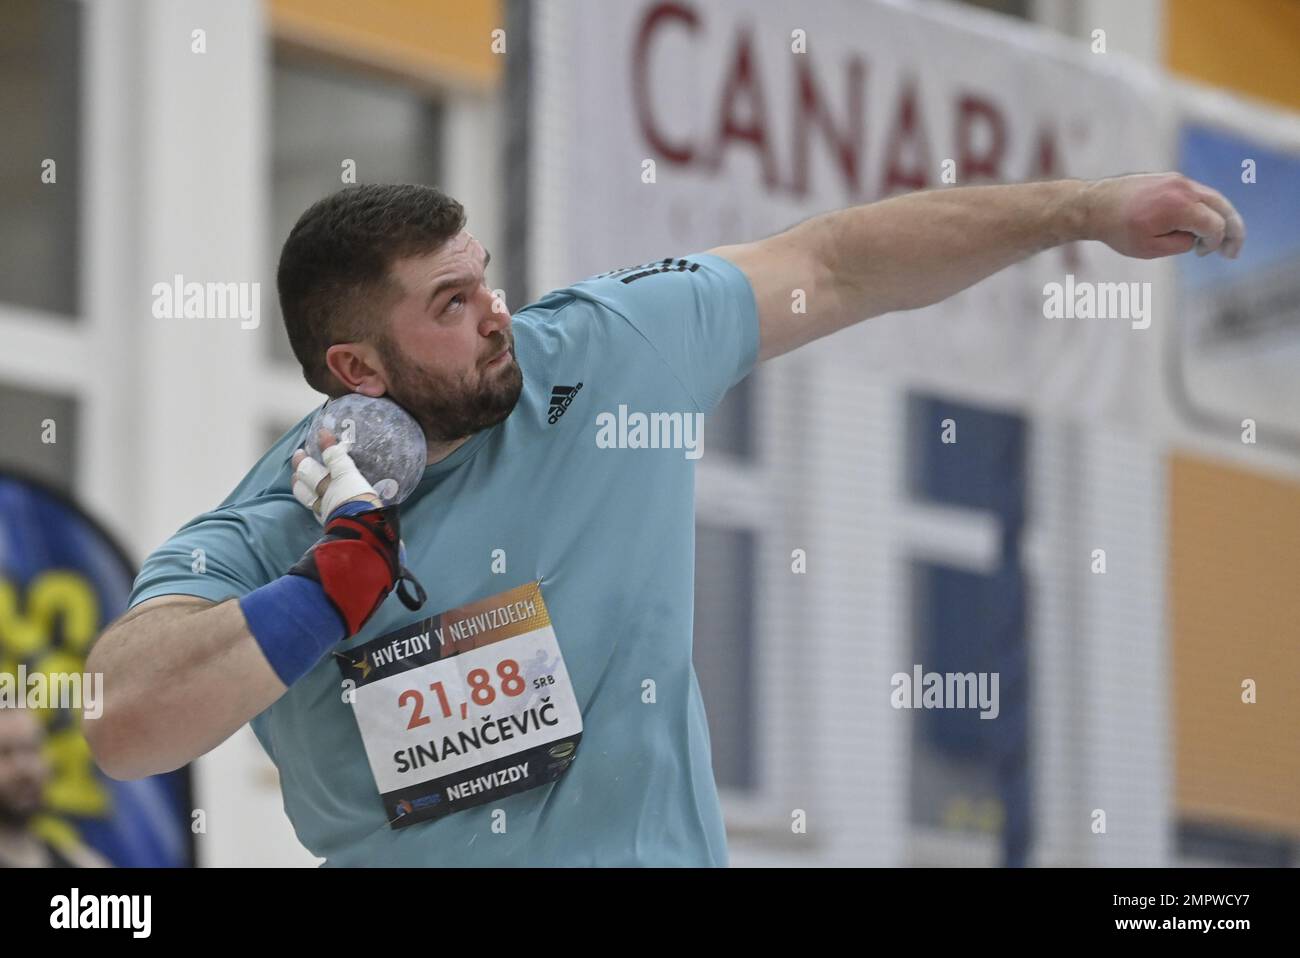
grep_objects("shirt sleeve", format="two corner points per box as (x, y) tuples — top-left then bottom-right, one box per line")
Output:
(127, 507), (280, 610)
(570, 251), (759, 415)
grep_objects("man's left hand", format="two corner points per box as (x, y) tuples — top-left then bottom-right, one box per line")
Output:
(1081, 172), (1246, 261)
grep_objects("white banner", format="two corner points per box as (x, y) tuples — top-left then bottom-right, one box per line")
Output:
(532, 0), (1171, 422)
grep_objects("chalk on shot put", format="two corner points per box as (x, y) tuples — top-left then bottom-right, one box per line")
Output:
(303, 394), (426, 505)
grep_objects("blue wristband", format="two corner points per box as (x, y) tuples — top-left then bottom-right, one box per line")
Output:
(239, 574), (346, 686)
(327, 499), (379, 521)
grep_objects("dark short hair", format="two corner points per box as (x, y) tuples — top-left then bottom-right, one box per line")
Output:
(276, 184), (467, 395)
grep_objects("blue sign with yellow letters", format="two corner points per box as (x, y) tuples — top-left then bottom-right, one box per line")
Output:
(0, 471), (192, 867)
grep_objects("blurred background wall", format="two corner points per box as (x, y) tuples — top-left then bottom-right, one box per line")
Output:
(0, 0), (1296, 866)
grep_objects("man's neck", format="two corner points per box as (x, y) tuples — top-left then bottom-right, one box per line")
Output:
(426, 434), (473, 466)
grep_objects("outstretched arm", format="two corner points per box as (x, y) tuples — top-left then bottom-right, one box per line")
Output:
(709, 173), (1246, 363)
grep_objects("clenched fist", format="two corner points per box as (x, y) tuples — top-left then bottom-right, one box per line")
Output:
(1080, 172), (1246, 260)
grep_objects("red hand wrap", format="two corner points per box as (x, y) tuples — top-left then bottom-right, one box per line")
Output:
(288, 505), (425, 636)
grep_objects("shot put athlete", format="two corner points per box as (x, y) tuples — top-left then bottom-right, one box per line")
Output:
(85, 175), (1243, 866)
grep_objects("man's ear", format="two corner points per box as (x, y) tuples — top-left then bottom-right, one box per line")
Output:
(325, 343), (387, 397)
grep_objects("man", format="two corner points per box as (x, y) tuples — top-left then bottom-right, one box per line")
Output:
(85, 175), (1243, 866)
(0, 708), (108, 867)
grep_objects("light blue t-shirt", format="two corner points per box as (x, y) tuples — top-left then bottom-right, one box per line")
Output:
(128, 252), (759, 866)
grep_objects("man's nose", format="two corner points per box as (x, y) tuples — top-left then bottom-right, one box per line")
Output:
(478, 285), (511, 331)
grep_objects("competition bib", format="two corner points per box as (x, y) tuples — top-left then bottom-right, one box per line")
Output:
(335, 581), (583, 829)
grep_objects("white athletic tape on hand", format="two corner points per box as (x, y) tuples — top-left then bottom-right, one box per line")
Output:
(292, 457), (329, 512)
(292, 477), (318, 513)
(292, 442), (376, 523)
(317, 441), (377, 521)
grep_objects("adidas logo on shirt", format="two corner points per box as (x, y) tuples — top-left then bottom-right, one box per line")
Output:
(548, 383), (583, 424)
(597, 258), (700, 284)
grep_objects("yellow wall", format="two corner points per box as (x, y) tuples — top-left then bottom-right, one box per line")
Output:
(1169, 452), (1300, 837)
(1165, 0), (1300, 112)
(269, 0), (502, 92)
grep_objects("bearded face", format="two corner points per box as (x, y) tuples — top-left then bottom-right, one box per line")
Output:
(0, 712), (47, 826)
(324, 232), (523, 446)
(377, 324), (523, 443)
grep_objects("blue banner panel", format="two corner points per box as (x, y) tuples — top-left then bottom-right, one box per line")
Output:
(0, 472), (192, 867)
